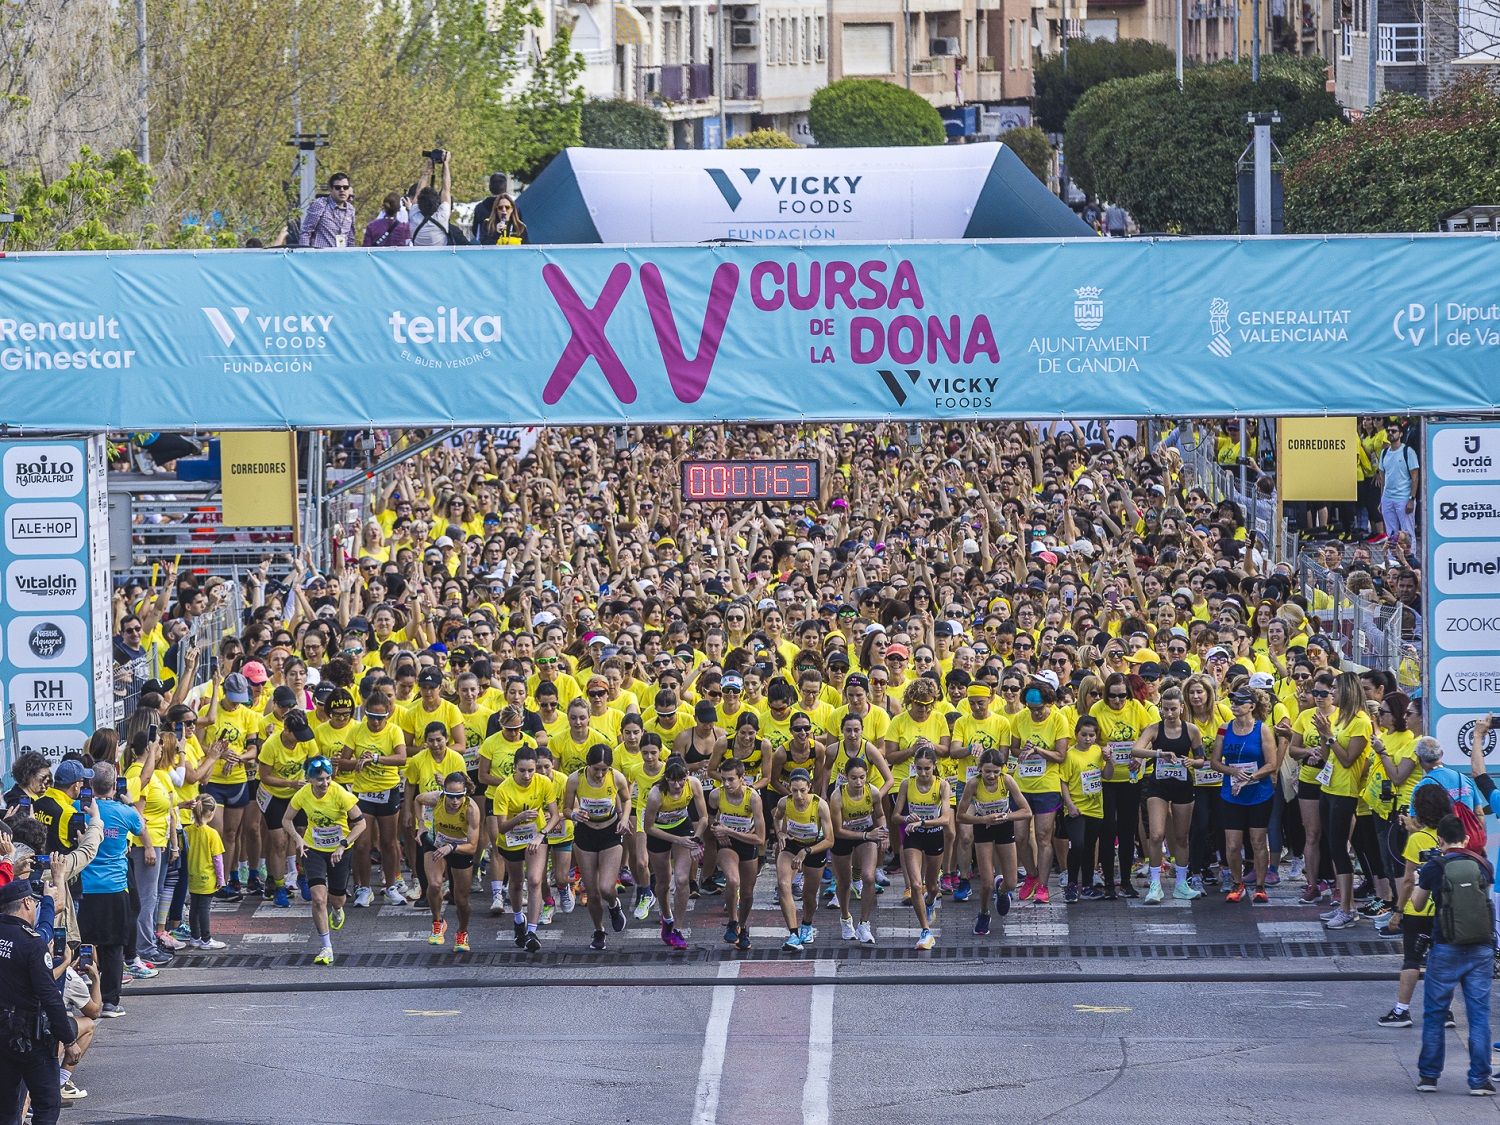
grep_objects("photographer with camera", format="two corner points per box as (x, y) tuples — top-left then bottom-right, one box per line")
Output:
(410, 149), (457, 247)
(1411, 811), (1496, 1094)
(1379, 783), (1453, 1028)
(0, 845), (81, 1125)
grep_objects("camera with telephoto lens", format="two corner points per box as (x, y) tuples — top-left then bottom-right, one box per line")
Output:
(1419, 847), (1444, 863)
(422, 147), (448, 165)
(1380, 780), (1394, 801)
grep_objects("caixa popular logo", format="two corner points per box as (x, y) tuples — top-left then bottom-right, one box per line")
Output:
(5, 558), (86, 611)
(3, 444), (83, 499)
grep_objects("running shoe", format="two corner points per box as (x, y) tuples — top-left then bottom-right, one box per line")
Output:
(725, 922), (741, 944)
(1144, 882), (1164, 905)
(634, 893), (655, 921)
(1034, 885), (1050, 905)
(298, 872), (311, 901)
(514, 920), (527, 946)
(1173, 881), (1202, 901)
(1252, 888), (1270, 905)
(170, 922), (193, 943)
(974, 911), (991, 936)
(313, 948), (334, 966)
(823, 887), (840, 910)
(455, 931), (470, 953)
(851, 879), (863, 900)
(1357, 898), (1389, 918)
(1018, 875), (1038, 902)
(429, 921), (447, 946)
(197, 938), (227, 951)
(874, 870), (891, 888)
(352, 886), (374, 908)
(1377, 1008), (1413, 1028)
(541, 904), (556, 926)
(1324, 909), (1357, 929)
(1353, 878), (1374, 900)
(1318, 880), (1333, 902)
(1369, 910), (1393, 927)
(1225, 883), (1247, 903)
(840, 915), (857, 941)
(590, 930), (607, 951)
(1187, 875), (1206, 895)
(915, 928), (936, 951)
(383, 884), (406, 906)
(1378, 922), (1403, 939)
(126, 961), (158, 980)
(246, 875), (265, 897)
(609, 901), (628, 933)
(1286, 856), (1305, 882)
(940, 873), (957, 894)
(1264, 868), (1281, 887)
(799, 924), (816, 946)
(330, 907), (345, 930)
(488, 890), (505, 915)
(1103, 886), (1119, 901)
(157, 930), (186, 952)
(783, 931), (806, 951)
(663, 927), (686, 950)
(737, 928), (753, 951)
(99, 1003), (126, 1018)
(1064, 883), (1080, 904)
(60, 1081), (87, 1102)
(524, 931), (543, 953)
(619, 869), (636, 887)
(856, 921), (875, 945)
(1118, 882), (1140, 899)
(274, 886), (291, 908)
(953, 877), (972, 903)
(792, 872), (804, 896)
(996, 890), (1012, 916)
(1080, 886), (1105, 901)
(1298, 886), (1320, 905)
(927, 895), (941, 922)
(1320, 907), (1342, 922)
(213, 887), (243, 903)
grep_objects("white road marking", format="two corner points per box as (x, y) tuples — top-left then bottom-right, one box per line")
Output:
(1000, 923), (1070, 938)
(802, 960), (835, 1125)
(239, 933), (302, 944)
(252, 903), (314, 919)
(1257, 922), (1327, 940)
(691, 962), (742, 1125)
(1135, 923), (1198, 936)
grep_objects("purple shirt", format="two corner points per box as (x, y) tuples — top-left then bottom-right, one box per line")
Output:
(300, 196), (356, 248)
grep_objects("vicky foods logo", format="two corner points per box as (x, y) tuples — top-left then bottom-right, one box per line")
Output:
(704, 168), (862, 215)
(201, 305), (334, 374)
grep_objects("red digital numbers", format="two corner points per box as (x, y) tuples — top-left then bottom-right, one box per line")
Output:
(681, 460), (818, 502)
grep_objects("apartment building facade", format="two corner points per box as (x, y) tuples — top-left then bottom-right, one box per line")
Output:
(1333, 0), (1499, 107)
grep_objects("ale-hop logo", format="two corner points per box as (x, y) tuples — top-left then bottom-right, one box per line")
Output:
(704, 168), (862, 215)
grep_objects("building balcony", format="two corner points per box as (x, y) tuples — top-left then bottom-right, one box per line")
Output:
(639, 62), (714, 104)
(1377, 21), (1425, 64)
(725, 61), (759, 100)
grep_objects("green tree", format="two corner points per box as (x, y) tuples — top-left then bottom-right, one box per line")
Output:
(808, 79), (945, 147)
(726, 128), (797, 149)
(579, 98), (669, 149)
(1285, 76), (1500, 233)
(1034, 38), (1177, 134)
(998, 126), (1053, 183)
(1065, 57), (1339, 234)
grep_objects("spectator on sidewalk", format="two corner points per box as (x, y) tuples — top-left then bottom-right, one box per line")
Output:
(299, 172), (356, 248)
(77, 762), (142, 1018)
(1377, 420), (1420, 543)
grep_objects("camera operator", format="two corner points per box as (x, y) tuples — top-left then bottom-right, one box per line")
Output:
(1378, 784), (1452, 1028)
(1411, 813), (1496, 1095)
(0, 864), (81, 1125)
(410, 150), (454, 247)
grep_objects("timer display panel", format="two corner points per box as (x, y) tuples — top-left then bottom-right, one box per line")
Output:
(681, 460), (819, 502)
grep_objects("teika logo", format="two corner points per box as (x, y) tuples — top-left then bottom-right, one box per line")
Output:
(704, 167), (761, 211)
(542, 263), (739, 406)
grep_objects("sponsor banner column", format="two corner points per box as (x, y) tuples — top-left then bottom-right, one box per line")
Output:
(0, 439), (100, 771)
(1425, 421), (1500, 769)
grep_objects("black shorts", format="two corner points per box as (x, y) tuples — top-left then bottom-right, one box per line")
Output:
(832, 834), (876, 857)
(1146, 778), (1197, 805)
(903, 827), (946, 856)
(783, 839), (827, 868)
(724, 840), (762, 864)
(303, 848), (352, 896)
(261, 794), (291, 832)
(496, 844), (531, 864)
(357, 788), (400, 818)
(420, 834), (476, 870)
(647, 820), (696, 855)
(973, 821), (1016, 846)
(1402, 913), (1434, 972)
(204, 781), (251, 810)
(574, 821), (625, 853)
(1221, 798), (1273, 832)
(1296, 778), (1323, 802)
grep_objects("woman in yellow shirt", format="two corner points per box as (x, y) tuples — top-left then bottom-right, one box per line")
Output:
(1089, 673), (1158, 899)
(563, 743), (634, 951)
(893, 745), (952, 950)
(1370, 692), (1420, 934)
(492, 745), (561, 953)
(1010, 679), (1071, 905)
(709, 757), (767, 951)
(1311, 671), (1373, 929)
(957, 749), (1032, 930)
(643, 757), (707, 951)
(829, 756), (885, 945)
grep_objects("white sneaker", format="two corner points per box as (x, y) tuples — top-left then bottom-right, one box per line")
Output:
(1144, 881), (1165, 904)
(560, 886), (575, 913)
(199, 938), (227, 951)
(1325, 909), (1357, 929)
(383, 885), (406, 906)
(1286, 857), (1306, 882)
(1319, 907), (1341, 922)
(489, 891), (506, 915)
(792, 872), (804, 896)
(856, 921), (875, 945)
(351, 886), (374, 908)
(1173, 880), (1202, 900)
(840, 915), (856, 941)
(915, 928), (935, 950)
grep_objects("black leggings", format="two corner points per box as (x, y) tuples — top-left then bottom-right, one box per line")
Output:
(1100, 783), (1141, 887)
(1189, 788), (1224, 874)
(1064, 814), (1103, 886)
(1352, 814), (1387, 887)
(1322, 793), (1358, 877)
(97, 944), (126, 1007)
(189, 892), (214, 941)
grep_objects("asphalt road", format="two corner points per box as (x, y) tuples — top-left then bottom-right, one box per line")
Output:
(65, 978), (1500, 1124)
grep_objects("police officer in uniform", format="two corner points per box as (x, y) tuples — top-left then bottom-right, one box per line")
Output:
(0, 879), (80, 1125)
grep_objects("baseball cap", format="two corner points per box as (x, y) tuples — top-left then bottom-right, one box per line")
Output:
(721, 674), (744, 691)
(223, 673), (252, 703)
(0, 881), (41, 907)
(241, 660), (268, 684)
(1033, 669), (1061, 691)
(1247, 672), (1276, 690)
(272, 685), (300, 709)
(54, 760), (93, 787)
(417, 667), (444, 688)
(1205, 646), (1232, 661)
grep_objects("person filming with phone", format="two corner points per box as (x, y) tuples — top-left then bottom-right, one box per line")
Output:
(76, 762), (142, 1019)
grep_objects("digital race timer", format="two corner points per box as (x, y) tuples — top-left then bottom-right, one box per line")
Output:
(680, 460), (820, 502)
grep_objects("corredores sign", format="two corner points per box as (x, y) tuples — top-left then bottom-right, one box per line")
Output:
(539, 256), (997, 407)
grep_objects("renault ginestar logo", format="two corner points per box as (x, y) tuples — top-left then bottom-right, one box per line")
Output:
(704, 167), (761, 212)
(1073, 287), (1104, 331)
(1208, 297), (1232, 358)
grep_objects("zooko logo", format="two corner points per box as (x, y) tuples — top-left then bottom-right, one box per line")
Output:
(704, 169), (862, 214)
(541, 263), (738, 406)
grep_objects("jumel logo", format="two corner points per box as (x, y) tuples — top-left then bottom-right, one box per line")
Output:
(704, 168), (761, 212)
(541, 263), (738, 406)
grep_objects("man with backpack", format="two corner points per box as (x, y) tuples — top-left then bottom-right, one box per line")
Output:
(1412, 813), (1495, 1095)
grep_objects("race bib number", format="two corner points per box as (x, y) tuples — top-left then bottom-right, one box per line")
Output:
(1194, 769), (1223, 786)
(1019, 757), (1046, 779)
(1080, 769), (1103, 795)
(1155, 761), (1187, 782)
(842, 813), (873, 832)
(310, 825), (343, 849)
(580, 797), (616, 821)
(974, 798), (1010, 817)
(719, 813), (755, 834)
(434, 831), (466, 848)
(786, 817), (821, 841)
(1315, 760), (1334, 787)
(504, 823), (538, 848)
(255, 786), (273, 812)
(1109, 743), (1134, 766)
